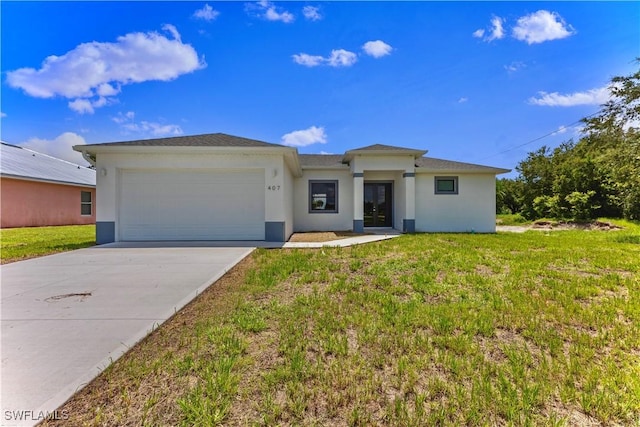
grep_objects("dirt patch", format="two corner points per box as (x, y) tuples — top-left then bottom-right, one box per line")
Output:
(531, 220), (622, 231)
(288, 231), (371, 243)
(499, 221), (623, 233)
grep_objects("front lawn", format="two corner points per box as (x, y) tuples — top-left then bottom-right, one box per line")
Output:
(0, 224), (95, 263)
(43, 223), (640, 426)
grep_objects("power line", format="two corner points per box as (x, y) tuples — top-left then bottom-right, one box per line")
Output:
(478, 109), (603, 161)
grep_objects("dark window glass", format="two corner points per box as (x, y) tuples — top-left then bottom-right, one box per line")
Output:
(81, 191), (92, 215)
(435, 177), (458, 194)
(309, 181), (338, 213)
(81, 191), (92, 203)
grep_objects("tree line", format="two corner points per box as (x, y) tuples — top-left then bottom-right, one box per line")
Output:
(497, 63), (640, 221)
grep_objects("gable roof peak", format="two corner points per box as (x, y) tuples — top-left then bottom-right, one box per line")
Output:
(349, 143), (420, 151)
(344, 143), (427, 160)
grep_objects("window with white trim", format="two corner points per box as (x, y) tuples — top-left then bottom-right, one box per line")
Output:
(309, 180), (338, 213)
(434, 176), (458, 194)
(81, 191), (92, 215)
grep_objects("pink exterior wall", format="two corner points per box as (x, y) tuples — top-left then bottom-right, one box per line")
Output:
(1, 178), (96, 228)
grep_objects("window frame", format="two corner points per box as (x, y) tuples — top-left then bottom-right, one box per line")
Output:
(434, 176), (459, 195)
(81, 191), (92, 216)
(308, 180), (339, 214)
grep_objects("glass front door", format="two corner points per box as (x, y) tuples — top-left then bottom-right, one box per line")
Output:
(363, 183), (392, 227)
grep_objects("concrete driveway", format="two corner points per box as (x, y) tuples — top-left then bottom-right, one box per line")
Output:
(1, 243), (254, 427)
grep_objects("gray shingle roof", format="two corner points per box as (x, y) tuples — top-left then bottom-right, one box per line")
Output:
(299, 154), (347, 168)
(347, 144), (426, 153)
(416, 157), (510, 173)
(1, 142), (96, 186)
(82, 133), (285, 148)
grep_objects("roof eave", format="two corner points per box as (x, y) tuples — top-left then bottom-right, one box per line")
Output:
(415, 167), (511, 175)
(1, 173), (96, 188)
(300, 165), (350, 170)
(74, 144), (295, 155)
(283, 149), (303, 177)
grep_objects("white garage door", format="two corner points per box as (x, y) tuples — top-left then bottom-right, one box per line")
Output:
(119, 169), (265, 241)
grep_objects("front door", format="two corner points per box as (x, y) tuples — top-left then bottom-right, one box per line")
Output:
(364, 183), (392, 227)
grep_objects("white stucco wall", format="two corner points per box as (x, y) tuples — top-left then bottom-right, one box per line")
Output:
(293, 170), (353, 232)
(351, 155), (415, 173)
(95, 151), (288, 239)
(415, 173), (497, 233)
(283, 163), (294, 240)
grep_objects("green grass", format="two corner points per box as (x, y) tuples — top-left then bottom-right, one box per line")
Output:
(42, 223), (640, 426)
(0, 224), (95, 263)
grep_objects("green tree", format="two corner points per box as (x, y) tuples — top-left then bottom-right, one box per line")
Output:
(515, 146), (555, 219)
(507, 62), (640, 221)
(496, 178), (523, 214)
(581, 61), (640, 219)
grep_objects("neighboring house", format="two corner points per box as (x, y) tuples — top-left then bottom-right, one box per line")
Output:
(1, 142), (96, 228)
(73, 133), (509, 244)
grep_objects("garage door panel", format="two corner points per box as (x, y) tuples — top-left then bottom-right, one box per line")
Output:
(119, 169), (265, 241)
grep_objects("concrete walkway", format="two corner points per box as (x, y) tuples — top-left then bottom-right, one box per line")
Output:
(0, 245), (253, 427)
(283, 230), (401, 248)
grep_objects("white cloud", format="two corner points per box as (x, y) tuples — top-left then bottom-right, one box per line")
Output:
(247, 1), (294, 23)
(281, 126), (327, 147)
(504, 61), (526, 73)
(265, 7), (294, 23)
(96, 83), (120, 97)
(292, 49), (358, 68)
(319, 150), (333, 155)
(113, 111), (136, 124)
(68, 99), (94, 114)
(327, 49), (358, 67)
(112, 111), (183, 136)
(162, 24), (181, 42)
(529, 86), (610, 107)
(473, 16), (504, 42)
(92, 96), (108, 109)
(302, 5), (322, 21)
(6, 26), (205, 113)
(68, 96), (113, 115)
(193, 4), (220, 21)
(488, 16), (505, 41)
(19, 132), (89, 165)
(1, 112), (6, 118)
(362, 40), (393, 58)
(458, 97), (468, 103)
(553, 125), (568, 135)
(512, 10), (574, 44)
(292, 53), (325, 67)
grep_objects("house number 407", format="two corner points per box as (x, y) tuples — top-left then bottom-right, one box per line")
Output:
(267, 185), (281, 191)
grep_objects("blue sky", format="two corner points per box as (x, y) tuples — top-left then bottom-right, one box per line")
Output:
(1, 1), (638, 175)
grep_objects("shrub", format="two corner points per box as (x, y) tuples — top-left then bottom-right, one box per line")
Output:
(565, 191), (600, 222)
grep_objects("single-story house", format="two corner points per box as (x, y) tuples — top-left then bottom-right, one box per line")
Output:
(1, 142), (96, 228)
(73, 133), (510, 244)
